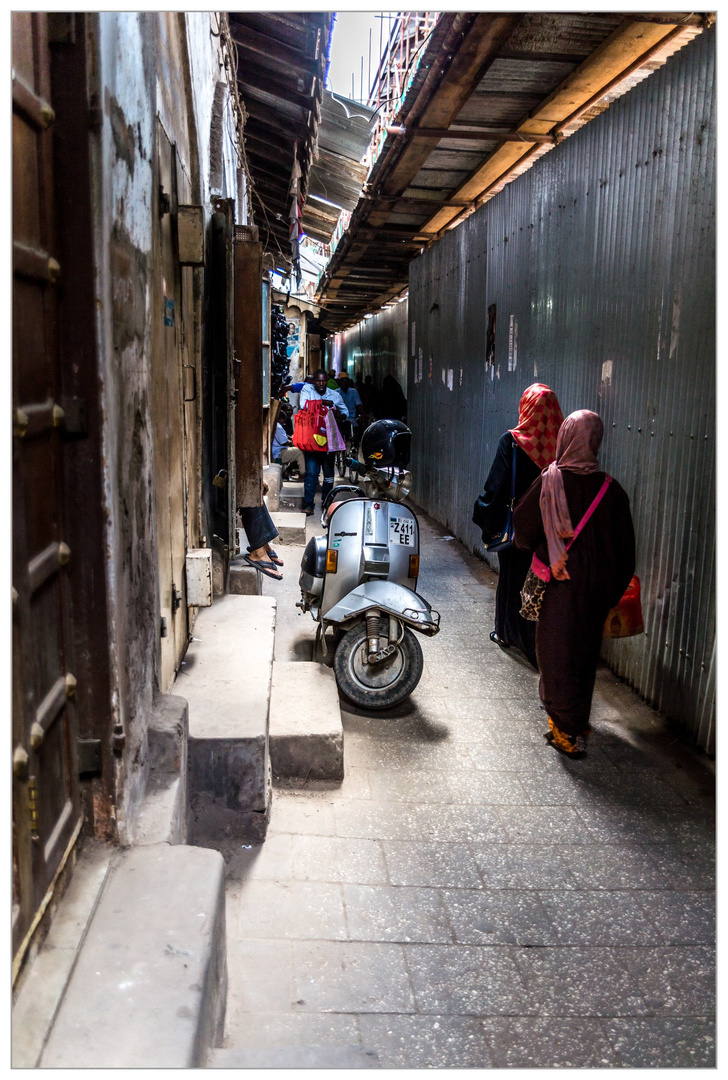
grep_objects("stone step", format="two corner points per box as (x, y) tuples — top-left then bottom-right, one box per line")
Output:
(207, 1045), (380, 1068)
(263, 462), (282, 511)
(182, 594), (276, 844)
(269, 661), (343, 780)
(270, 511), (307, 544)
(280, 480), (304, 511)
(12, 842), (114, 1068)
(36, 844), (226, 1069)
(132, 692), (189, 846)
(228, 554), (264, 595)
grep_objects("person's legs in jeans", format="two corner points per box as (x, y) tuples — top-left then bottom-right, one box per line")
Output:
(304, 451), (323, 509)
(321, 452), (336, 506)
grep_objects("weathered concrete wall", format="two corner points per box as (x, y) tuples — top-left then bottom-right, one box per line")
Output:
(407, 30), (715, 751)
(87, 13), (244, 839)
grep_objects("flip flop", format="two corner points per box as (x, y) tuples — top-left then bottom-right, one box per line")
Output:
(242, 555), (282, 580)
(248, 546), (284, 566)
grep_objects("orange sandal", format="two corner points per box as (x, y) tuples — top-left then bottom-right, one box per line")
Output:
(544, 717), (588, 758)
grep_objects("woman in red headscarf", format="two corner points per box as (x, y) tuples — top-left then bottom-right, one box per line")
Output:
(473, 383), (564, 669)
(513, 410), (635, 756)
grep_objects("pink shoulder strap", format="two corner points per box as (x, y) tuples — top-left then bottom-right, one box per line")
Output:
(569, 475), (612, 546)
(530, 475), (612, 582)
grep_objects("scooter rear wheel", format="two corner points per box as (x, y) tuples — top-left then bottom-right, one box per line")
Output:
(333, 622), (423, 710)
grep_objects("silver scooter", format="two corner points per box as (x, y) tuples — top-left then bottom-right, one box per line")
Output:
(298, 435), (440, 709)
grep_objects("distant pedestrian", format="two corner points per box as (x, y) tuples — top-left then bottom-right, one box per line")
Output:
(474, 383), (563, 668)
(375, 374), (407, 421)
(513, 409), (635, 756)
(299, 369), (347, 515)
(359, 375), (377, 415)
(272, 413), (304, 481)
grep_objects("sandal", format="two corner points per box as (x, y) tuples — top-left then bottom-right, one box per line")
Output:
(544, 717), (587, 758)
(242, 555), (282, 580)
(248, 545), (284, 566)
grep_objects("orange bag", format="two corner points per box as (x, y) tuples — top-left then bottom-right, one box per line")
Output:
(603, 575), (644, 638)
(292, 400), (329, 452)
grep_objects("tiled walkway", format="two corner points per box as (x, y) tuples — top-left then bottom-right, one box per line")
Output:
(220, 509), (715, 1068)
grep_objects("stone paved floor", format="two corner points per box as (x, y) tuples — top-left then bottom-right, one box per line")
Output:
(219, 504), (715, 1068)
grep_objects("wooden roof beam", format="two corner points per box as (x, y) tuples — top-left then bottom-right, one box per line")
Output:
(371, 13), (524, 219)
(409, 127), (557, 144)
(418, 18), (697, 237)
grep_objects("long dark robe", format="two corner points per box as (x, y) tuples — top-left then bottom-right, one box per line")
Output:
(513, 471), (635, 737)
(476, 432), (541, 668)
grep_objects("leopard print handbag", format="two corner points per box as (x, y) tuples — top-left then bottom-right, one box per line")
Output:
(520, 564), (548, 621)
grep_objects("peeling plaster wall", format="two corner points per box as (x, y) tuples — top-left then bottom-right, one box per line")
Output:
(88, 13), (244, 840)
(185, 14), (243, 219)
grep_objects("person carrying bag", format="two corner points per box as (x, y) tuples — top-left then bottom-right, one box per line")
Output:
(513, 409), (636, 758)
(472, 383), (564, 668)
(296, 369), (348, 515)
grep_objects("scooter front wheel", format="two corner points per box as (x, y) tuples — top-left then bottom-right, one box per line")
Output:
(333, 622), (423, 710)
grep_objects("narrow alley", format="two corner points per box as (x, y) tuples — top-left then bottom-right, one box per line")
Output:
(12, 11), (715, 1069)
(212, 502), (715, 1069)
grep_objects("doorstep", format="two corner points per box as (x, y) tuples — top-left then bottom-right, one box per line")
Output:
(183, 594), (276, 844)
(13, 842), (227, 1069)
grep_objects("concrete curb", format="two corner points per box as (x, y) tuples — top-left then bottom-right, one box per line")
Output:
(39, 845), (227, 1069)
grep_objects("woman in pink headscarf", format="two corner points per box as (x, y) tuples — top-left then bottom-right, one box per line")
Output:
(513, 410), (635, 756)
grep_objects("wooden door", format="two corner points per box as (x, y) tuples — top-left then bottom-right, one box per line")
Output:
(12, 12), (81, 961)
(152, 123), (189, 690)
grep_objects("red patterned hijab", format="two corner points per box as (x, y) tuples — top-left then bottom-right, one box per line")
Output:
(510, 383), (564, 470)
(540, 409), (605, 580)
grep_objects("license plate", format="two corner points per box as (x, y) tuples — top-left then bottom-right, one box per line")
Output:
(389, 516), (415, 546)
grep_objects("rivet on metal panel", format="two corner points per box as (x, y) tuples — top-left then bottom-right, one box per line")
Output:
(40, 103), (56, 129)
(52, 403), (65, 427)
(65, 672), (77, 697)
(30, 722), (45, 751)
(47, 258), (61, 283)
(58, 542), (71, 565)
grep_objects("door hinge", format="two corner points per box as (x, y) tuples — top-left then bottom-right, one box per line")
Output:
(77, 737), (102, 778)
(160, 616), (168, 638)
(171, 584), (182, 613)
(112, 724), (125, 755)
(61, 396), (88, 437)
(28, 776), (39, 840)
(159, 186), (171, 217)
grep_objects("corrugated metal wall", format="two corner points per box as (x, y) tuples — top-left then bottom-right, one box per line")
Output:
(334, 301), (409, 392)
(408, 29), (715, 752)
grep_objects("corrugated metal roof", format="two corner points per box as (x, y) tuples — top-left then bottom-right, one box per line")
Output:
(305, 92), (376, 242)
(228, 12), (331, 269)
(317, 11), (711, 332)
